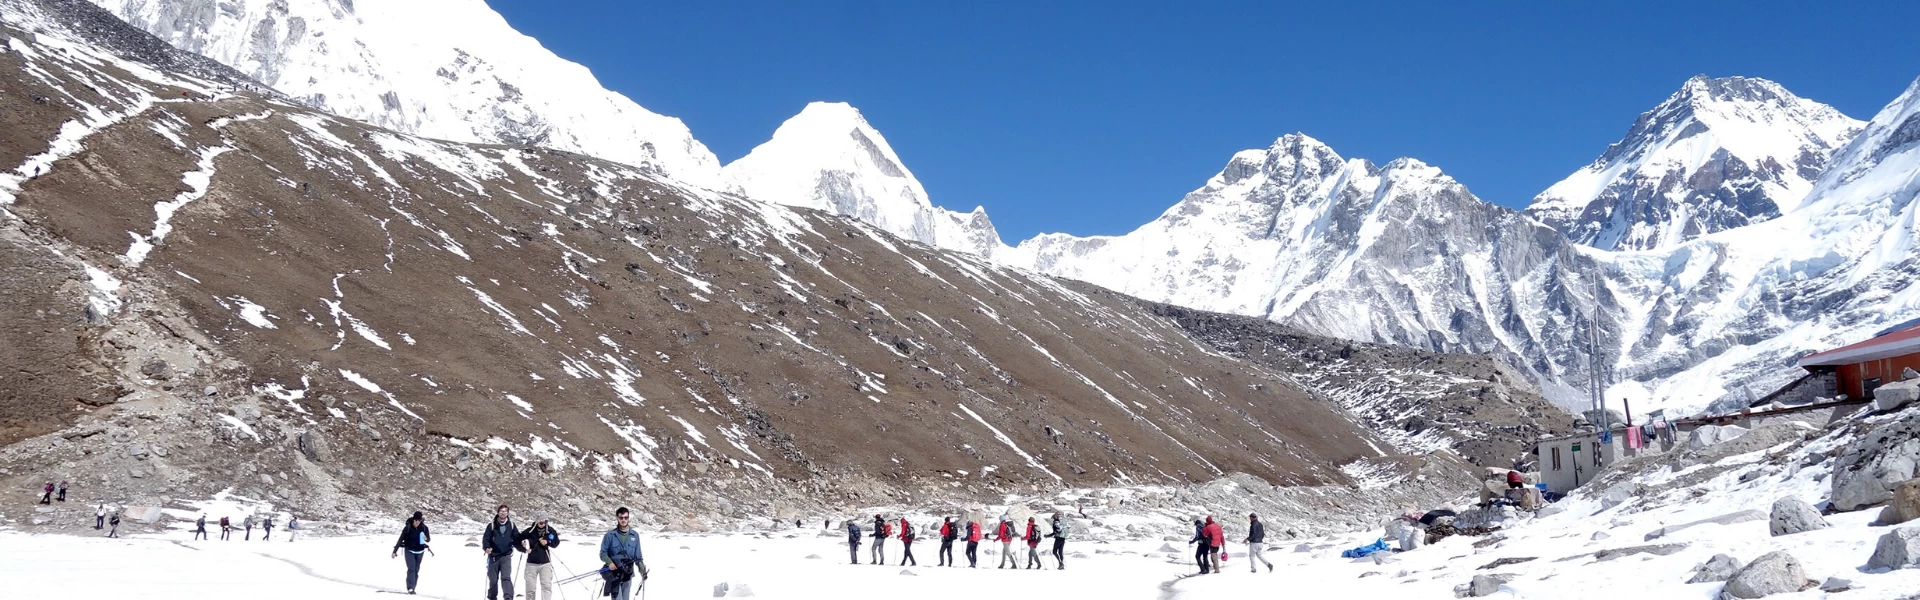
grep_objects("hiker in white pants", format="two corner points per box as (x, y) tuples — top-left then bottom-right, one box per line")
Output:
(521, 516), (559, 600)
(1245, 513), (1273, 573)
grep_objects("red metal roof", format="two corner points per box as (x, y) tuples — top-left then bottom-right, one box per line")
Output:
(1799, 323), (1920, 367)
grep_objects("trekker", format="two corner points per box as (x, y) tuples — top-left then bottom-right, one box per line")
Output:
(869, 514), (888, 565)
(937, 517), (957, 566)
(218, 516), (231, 540)
(193, 515), (209, 540)
(1506, 470), (1523, 490)
(263, 516), (274, 541)
(39, 481), (53, 504)
(288, 516), (300, 541)
(995, 517), (1017, 568)
(56, 480), (67, 502)
(1023, 517), (1043, 569)
(846, 520), (862, 565)
(520, 515), (559, 600)
(481, 504), (522, 600)
(598, 507), (646, 600)
(964, 519), (982, 567)
(1048, 514), (1070, 570)
(1245, 513), (1272, 573)
(244, 515), (256, 540)
(897, 516), (916, 566)
(1189, 519), (1212, 574)
(107, 511), (121, 537)
(392, 511), (432, 594)
(1204, 516), (1226, 572)
(94, 505), (106, 530)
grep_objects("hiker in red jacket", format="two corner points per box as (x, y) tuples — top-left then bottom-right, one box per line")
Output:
(1203, 516), (1226, 574)
(937, 517), (957, 566)
(897, 517), (916, 566)
(1023, 517), (1043, 569)
(964, 520), (983, 568)
(995, 517), (1019, 568)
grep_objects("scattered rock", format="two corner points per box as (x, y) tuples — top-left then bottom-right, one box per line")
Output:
(1599, 483), (1637, 510)
(1594, 544), (1688, 562)
(128, 468), (149, 479)
(1877, 479), (1920, 525)
(1468, 573), (1513, 597)
(297, 430), (331, 463)
(1819, 577), (1854, 593)
(713, 582), (729, 597)
(126, 444), (149, 459)
(1590, 531), (1609, 541)
(1478, 557), (1535, 570)
(203, 385), (219, 397)
(1294, 543), (1312, 553)
(1158, 543), (1180, 553)
(1688, 424), (1748, 451)
(1831, 412), (1920, 511)
(1688, 554), (1743, 584)
(898, 569), (915, 576)
(1874, 379), (1920, 412)
(1768, 497), (1829, 536)
(1536, 505), (1566, 518)
(1865, 527), (1920, 571)
(1644, 509), (1766, 540)
(1905, 367), (1920, 381)
(1721, 551), (1811, 599)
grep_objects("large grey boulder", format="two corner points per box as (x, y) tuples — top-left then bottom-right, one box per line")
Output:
(297, 430), (331, 463)
(1468, 573), (1513, 597)
(1689, 424), (1748, 451)
(1865, 527), (1920, 571)
(1879, 479), (1920, 525)
(1768, 497), (1830, 536)
(1831, 411), (1920, 511)
(1687, 553), (1742, 584)
(1876, 379), (1920, 412)
(1720, 551), (1811, 598)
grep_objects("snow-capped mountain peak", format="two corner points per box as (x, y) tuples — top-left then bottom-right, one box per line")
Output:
(1526, 75), (1862, 251)
(722, 102), (1007, 257)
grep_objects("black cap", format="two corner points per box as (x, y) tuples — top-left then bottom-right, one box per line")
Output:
(411, 511), (424, 521)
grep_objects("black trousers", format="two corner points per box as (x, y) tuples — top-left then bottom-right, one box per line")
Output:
(965, 541), (978, 567)
(900, 540), (915, 566)
(1196, 542), (1214, 573)
(404, 551), (424, 591)
(1053, 538), (1066, 568)
(938, 539), (954, 565)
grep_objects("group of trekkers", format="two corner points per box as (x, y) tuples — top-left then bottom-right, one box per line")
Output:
(391, 504), (647, 600)
(190, 513), (289, 541)
(1188, 513), (1272, 574)
(847, 513), (1073, 570)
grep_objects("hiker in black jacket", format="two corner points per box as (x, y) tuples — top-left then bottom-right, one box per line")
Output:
(1245, 513), (1272, 573)
(519, 516), (559, 600)
(392, 511), (432, 594)
(869, 514), (888, 565)
(481, 505), (524, 600)
(845, 520), (862, 565)
(1188, 518), (1212, 574)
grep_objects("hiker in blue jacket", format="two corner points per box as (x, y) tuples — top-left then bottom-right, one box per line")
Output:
(599, 507), (646, 600)
(845, 520), (862, 564)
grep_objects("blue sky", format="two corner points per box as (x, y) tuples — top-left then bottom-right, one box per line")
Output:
(489, 1), (1919, 241)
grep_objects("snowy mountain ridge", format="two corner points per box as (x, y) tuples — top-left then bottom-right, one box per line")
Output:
(721, 102), (1008, 258)
(1526, 75), (1862, 251)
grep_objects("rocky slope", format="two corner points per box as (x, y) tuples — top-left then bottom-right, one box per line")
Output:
(1526, 75), (1861, 252)
(0, 0), (1476, 527)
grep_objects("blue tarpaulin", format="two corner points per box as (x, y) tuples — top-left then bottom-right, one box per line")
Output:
(1340, 538), (1390, 558)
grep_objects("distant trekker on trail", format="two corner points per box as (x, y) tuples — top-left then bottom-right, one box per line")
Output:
(218, 515), (231, 540)
(1023, 517), (1043, 569)
(1204, 516), (1225, 571)
(869, 514), (889, 565)
(1048, 513), (1070, 570)
(1245, 513), (1272, 573)
(1506, 470), (1524, 489)
(965, 519), (982, 567)
(107, 511), (121, 537)
(598, 507), (646, 600)
(392, 511), (432, 595)
(39, 481), (53, 504)
(995, 516), (1018, 568)
(288, 516), (300, 541)
(846, 520), (862, 565)
(481, 504), (523, 600)
(937, 517), (957, 567)
(263, 515), (275, 540)
(94, 505), (106, 530)
(519, 515), (559, 600)
(193, 515), (209, 540)
(244, 514), (256, 540)
(56, 480), (68, 502)
(897, 516), (917, 566)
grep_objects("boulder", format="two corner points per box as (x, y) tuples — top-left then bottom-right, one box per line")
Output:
(1468, 574), (1513, 597)
(1878, 479), (1920, 525)
(1599, 483), (1637, 510)
(1720, 551), (1810, 599)
(1687, 553), (1742, 584)
(1644, 509), (1767, 541)
(1768, 497), (1830, 536)
(1865, 527), (1920, 571)
(1818, 577), (1854, 592)
(123, 506), (165, 524)
(1831, 412), (1920, 511)
(297, 430), (331, 463)
(1536, 504), (1566, 518)
(1875, 379), (1920, 412)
